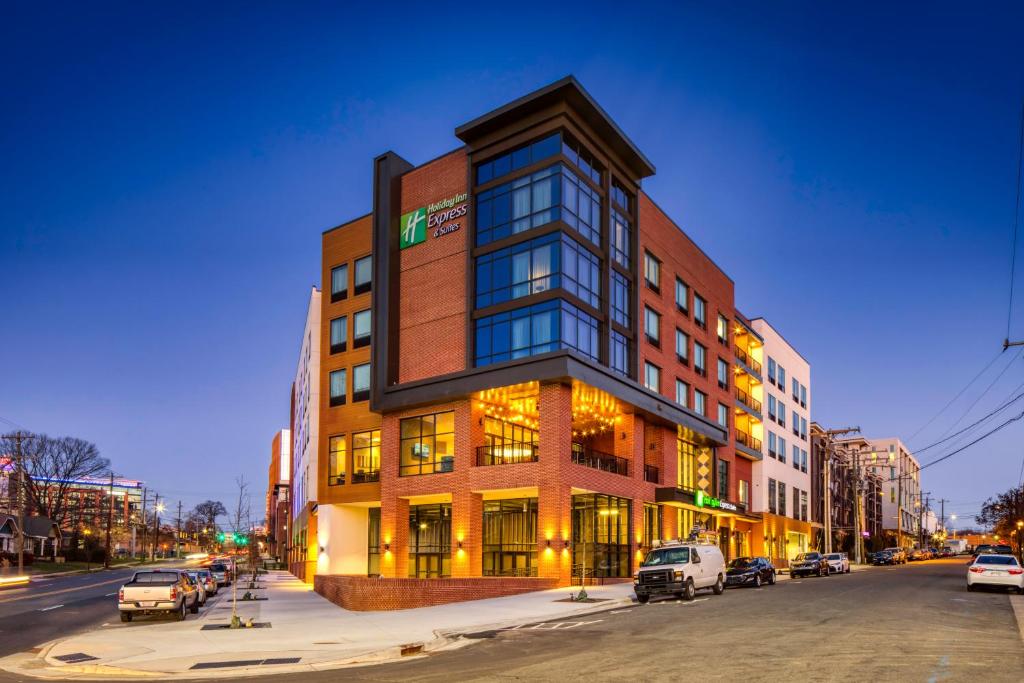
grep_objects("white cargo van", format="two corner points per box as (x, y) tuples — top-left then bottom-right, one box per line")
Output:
(633, 541), (726, 603)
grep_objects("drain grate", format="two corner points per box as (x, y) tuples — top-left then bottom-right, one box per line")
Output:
(190, 657), (299, 670)
(54, 653), (98, 664)
(200, 622), (272, 630)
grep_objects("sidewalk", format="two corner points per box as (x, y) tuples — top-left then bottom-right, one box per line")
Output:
(0, 571), (636, 680)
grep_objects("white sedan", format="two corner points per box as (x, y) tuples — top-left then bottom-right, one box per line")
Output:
(967, 554), (1024, 593)
(824, 552), (851, 574)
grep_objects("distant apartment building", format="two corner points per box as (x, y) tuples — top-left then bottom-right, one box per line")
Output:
(289, 286), (321, 580)
(266, 429), (290, 563)
(747, 318), (811, 567)
(836, 436), (920, 548)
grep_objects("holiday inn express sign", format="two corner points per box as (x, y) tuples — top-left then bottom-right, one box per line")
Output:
(399, 192), (468, 249)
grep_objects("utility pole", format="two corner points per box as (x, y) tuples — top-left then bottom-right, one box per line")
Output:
(176, 501), (183, 559)
(103, 472), (114, 569)
(9, 432), (33, 576)
(140, 488), (147, 560)
(821, 427), (860, 555)
(150, 495), (161, 561)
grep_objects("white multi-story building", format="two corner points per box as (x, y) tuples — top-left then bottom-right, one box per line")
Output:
(749, 317), (812, 567)
(289, 286), (321, 578)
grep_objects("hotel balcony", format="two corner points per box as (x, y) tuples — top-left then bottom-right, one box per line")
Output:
(735, 428), (763, 461)
(571, 443), (629, 477)
(733, 344), (762, 379)
(476, 443), (539, 466)
(734, 385), (763, 417)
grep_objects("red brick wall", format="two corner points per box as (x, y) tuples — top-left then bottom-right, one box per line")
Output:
(638, 192), (739, 501)
(397, 150), (470, 383)
(314, 574), (559, 611)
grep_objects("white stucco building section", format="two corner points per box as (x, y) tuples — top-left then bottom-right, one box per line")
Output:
(316, 504), (370, 576)
(292, 287), (321, 520)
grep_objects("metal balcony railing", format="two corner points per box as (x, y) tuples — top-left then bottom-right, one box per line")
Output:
(571, 443), (629, 477)
(733, 345), (762, 375)
(734, 386), (762, 413)
(476, 443), (539, 466)
(736, 428), (763, 453)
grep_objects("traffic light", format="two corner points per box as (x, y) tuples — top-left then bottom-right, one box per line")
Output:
(216, 532), (225, 543)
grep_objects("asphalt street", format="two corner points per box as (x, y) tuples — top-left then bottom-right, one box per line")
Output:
(0, 562), (185, 659)
(220, 558), (1020, 683)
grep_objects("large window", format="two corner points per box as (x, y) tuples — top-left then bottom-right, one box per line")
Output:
(476, 133), (560, 185)
(611, 179), (633, 212)
(483, 498), (538, 577)
(778, 483), (787, 519)
(610, 271), (630, 327)
(717, 403), (728, 428)
(368, 508), (380, 576)
(676, 328), (689, 364)
(571, 494), (631, 579)
(675, 278), (689, 314)
(329, 369), (346, 407)
(675, 379), (689, 408)
(475, 164), (601, 248)
(641, 503), (663, 553)
(562, 133), (603, 184)
(330, 264), (348, 303)
(678, 439), (701, 490)
(474, 233), (599, 309)
(330, 316), (347, 354)
(717, 315), (728, 344)
(694, 343), (707, 376)
(352, 363), (370, 402)
(694, 390), (707, 416)
(644, 252), (660, 292)
(399, 411), (455, 477)
(328, 435), (345, 485)
(717, 459), (729, 499)
(353, 309), (371, 348)
(352, 430), (380, 483)
(768, 478), (777, 513)
(694, 294), (707, 328)
(610, 331), (629, 377)
(644, 306), (660, 346)
(474, 299), (598, 367)
(409, 504), (451, 578)
(644, 362), (660, 393)
(717, 358), (729, 389)
(611, 209), (631, 268)
(354, 255), (372, 295)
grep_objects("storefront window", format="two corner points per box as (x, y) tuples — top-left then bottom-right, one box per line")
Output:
(641, 503), (662, 553)
(571, 494), (631, 579)
(367, 507), (381, 577)
(399, 412), (455, 476)
(409, 504), (451, 578)
(352, 430), (381, 483)
(483, 498), (538, 576)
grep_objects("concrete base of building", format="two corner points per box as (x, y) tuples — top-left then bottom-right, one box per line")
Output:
(314, 575), (560, 611)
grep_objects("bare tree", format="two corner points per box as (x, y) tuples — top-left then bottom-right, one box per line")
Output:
(192, 500), (226, 534)
(2, 433), (109, 530)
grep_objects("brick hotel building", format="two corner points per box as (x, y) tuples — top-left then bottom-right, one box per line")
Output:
(299, 77), (790, 609)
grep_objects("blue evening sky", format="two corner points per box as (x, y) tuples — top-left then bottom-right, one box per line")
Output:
(2, 3), (1022, 527)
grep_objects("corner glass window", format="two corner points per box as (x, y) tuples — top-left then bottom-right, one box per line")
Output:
(475, 165), (560, 247)
(474, 233), (599, 309)
(352, 363), (370, 402)
(474, 299), (598, 367)
(476, 133), (561, 185)
(610, 331), (629, 377)
(329, 369), (346, 407)
(354, 256), (372, 295)
(562, 134), (603, 184)
(611, 209), (631, 268)
(610, 271), (630, 327)
(611, 179), (633, 212)
(400, 411), (455, 477)
(330, 316), (347, 354)
(330, 264), (348, 303)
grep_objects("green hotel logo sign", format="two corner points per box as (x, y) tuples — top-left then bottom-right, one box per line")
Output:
(399, 207), (427, 249)
(695, 490), (739, 512)
(399, 192), (468, 250)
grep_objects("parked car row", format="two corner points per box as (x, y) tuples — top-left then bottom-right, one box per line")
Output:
(117, 568), (219, 623)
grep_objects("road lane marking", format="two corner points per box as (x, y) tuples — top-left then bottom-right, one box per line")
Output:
(105, 592), (117, 597)
(0, 575), (128, 605)
(39, 604), (64, 611)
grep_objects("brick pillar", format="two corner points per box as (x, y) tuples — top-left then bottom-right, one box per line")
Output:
(452, 491), (482, 577)
(663, 504), (678, 541)
(536, 382), (573, 585)
(631, 497), (646, 574)
(660, 425), (677, 487)
(614, 414), (645, 482)
(380, 496), (409, 579)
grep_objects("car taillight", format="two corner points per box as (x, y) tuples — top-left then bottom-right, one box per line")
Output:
(969, 566), (985, 573)
(118, 588), (124, 601)
(1008, 568), (1024, 575)
(169, 586), (178, 600)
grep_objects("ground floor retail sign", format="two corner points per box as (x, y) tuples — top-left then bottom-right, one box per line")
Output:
(695, 490), (738, 512)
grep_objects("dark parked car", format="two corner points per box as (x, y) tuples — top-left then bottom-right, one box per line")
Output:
(725, 557), (776, 588)
(790, 552), (831, 578)
(872, 550), (896, 565)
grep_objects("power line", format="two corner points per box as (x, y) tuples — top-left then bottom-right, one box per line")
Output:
(907, 350), (1004, 444)
(1007, 101), (1024, 344)
(919, 407), (1024, 472)
(913, 381), (1024, 455)
(932, 347), (1023, 443)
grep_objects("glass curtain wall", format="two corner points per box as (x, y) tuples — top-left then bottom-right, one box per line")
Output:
(408, 504), (452, 578)
(571, 494), (632, 580)
(482, 498), (538, 576)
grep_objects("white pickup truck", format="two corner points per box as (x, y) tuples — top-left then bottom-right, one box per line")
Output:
(118, 569), (199, 622)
